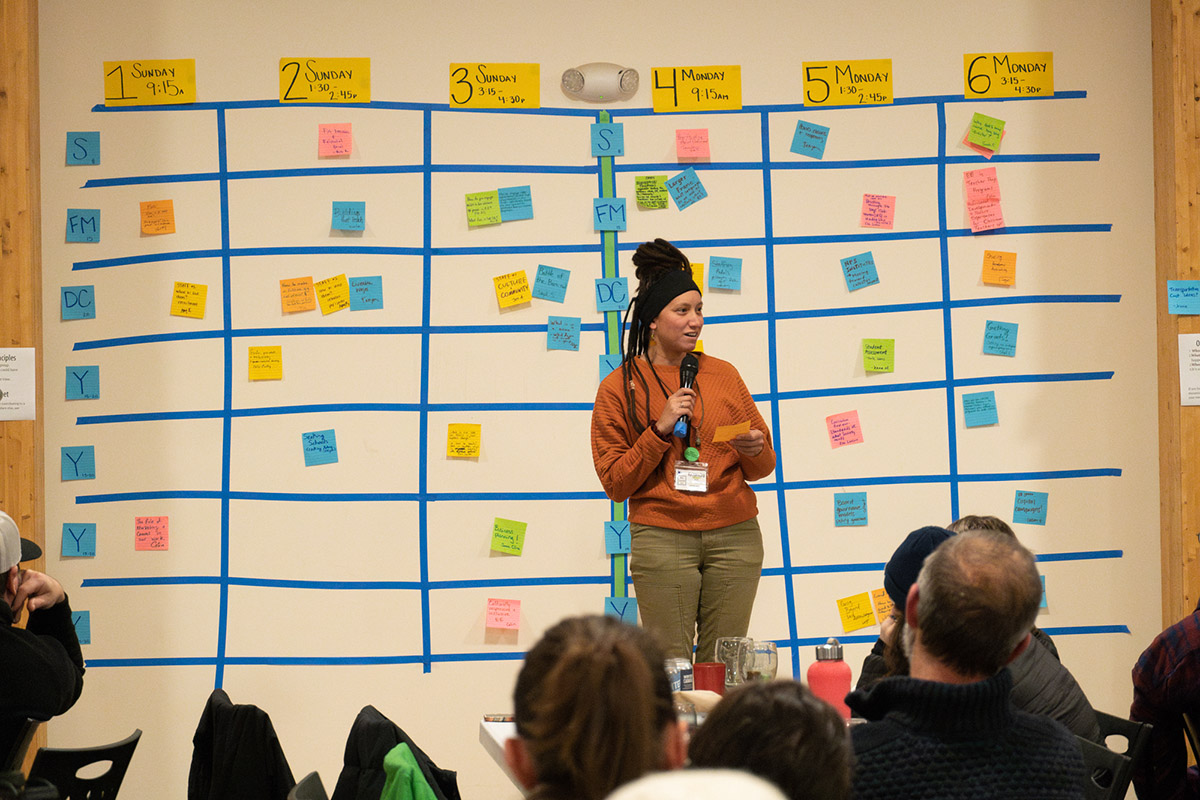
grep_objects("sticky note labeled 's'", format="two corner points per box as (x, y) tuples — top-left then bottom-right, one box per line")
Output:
(837, 592), (877, 633)
(790, 120), (830, 159)
(1013, 490), (1049, 525)
(62, 523), (97, 557)
(547, 316), (581, 351)
(65, 366), (100, 400)
(595, 277), (630, 312)
(860, 194), (895, 229)
(593, 198), (627, 231)
(134, 516), (169, 551)
(532, 265), (570, 303)
(635, 175), (669, 209)
(826, 411), (863, 449)
(834, 492), (868, 527)
(599, 354), (622, 380)
(248, 346), (283, 381)
(61, 446), (96, 481)
(491, 518), (527, 555)
(675, 128), (710, 159)
(962, 390), (999, 428)
(708, 256), (742, 291)
(318, 123), (352, 157)
(170, 281), (208, 319)
(604, 520), (631, 555)
(967, 112), (1005, 151)
(605, 596), (638, 625)
(871, 588), (893, 620)
(72, 610), (91, 645)
(1169, 280), (1200, 315)
(466, 190), (501, 227)
(280, 277), (317, 313)
(61, 286), (96, 320)
(862, 339), (895, 373)
(140, 199), (176, 235)
(301, 429), (339, 467)
(66, 210), (100, 243)
(591, 123), (624, 157)
(666, 167), (707, 211)
(498, 185), (533, 222)
(840, 252), (880, 292)
(494, 270), (532, 309)
(315, 274), (351, 315)
(348, 275), (383, 311)
(66, 132), (100, 165)
(982, 320), (1018, 357)
(982, 250), (1016, 286)
(331, 201), (365, 231)
(447, 423), (482, 458)
(486, 598), (520, 630)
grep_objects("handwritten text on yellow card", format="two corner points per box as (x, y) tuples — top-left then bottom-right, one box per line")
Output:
(104, 60), (196, 106)
(315, 274), (351, 315)
(493, 270), (532, 309)
(170, 282), (207, 319)
(447, 423), (482, 458)
(802, 59), (893, 107)
(248, 346), (283, 381)
(280, 58), (370, 103)
(450, 63), (539, 109)
(964, 52), (1053, 99)
(652, 66), (741, 112)
(837, 591), (877, 633)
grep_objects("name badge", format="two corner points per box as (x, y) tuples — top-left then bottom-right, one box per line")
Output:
(674, 460), (709, 493)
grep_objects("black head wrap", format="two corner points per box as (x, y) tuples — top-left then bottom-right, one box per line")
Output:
(635, 269), (700, 325)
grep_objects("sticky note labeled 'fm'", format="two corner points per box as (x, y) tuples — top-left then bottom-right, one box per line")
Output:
(635, 175), (668, 209)
(348, 275), (383, 310)
(708, 256), (742, 291)
(318, 123), (352, 157)
(862, 339), (894, 373)
(605, 520), (631, 555)
(834, 492), (868, 527)
(532, 265), (570, 303)
(66, 132), (100, 165)
(315, 274), (351, 314)
(595, 277), (629, 312)
(982, 250), (1016, 286)
(248, 346), (283, 381)
(66, 209), (100, 242)
(1013, 490), (1049, 525)
(494, 270), (532, 309)
(666, 167), (707, 211)
(962, 390), (999, 428)
(302, 429), (339, 467)
(61, 446), (96, 481)
(594, 198), (627, 231)
(140, 199), (175, 235)
(466, 190), (501, 227)
(860, 194), (895, 229)
(872, 588), (894, 621)
(134, 516), (169, 551)
(675, 128), (710, 159)
(547, 316), (581, 351)
(605, 596), (638, 625)
(491, 518), (526, 555)
(486, 598), (520, 630)
(837, 592), (877, 633)
(61, 286), (96, 320)
(62, 523), (97, 557)
(498, 185), (533, 222)
(790, 120), (830, 159)
(170, 282), (207, 319)
(827, 411), (863, 449)
(447, 423), (482, 458)
(332, 201), (365, 231)
(1169, 280), (1200, 315)
(591, 123), (624, 157)
(841, 252), (880, 292)
(280, 277), (316, 313)
(66, 366), (100, 400)
(983, 320), (1018, 357)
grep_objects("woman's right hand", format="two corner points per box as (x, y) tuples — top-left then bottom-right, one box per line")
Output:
(654, 387), (697, 437)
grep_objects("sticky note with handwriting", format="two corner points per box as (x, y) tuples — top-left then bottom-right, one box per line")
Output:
(331, 201), (366, 231)
(860, 194), (895, 229)
(790, 120), (830, 159)
(871, 588), (893, 620)
(318, 123), (352, 156)
(675, 128), (710, 159)
(1013, 490), (1049, 525)
(302, 429), (339, 467)
(61, 286), (96, 320)
(837, 592), (877, 633)
(982, 250), (1016, 286)
(708, 256), (742, 290)
(498, 185), (533, 222)
(1169, 280), (1200, 315)
(140, 199), (176, 235)
(134, 516), (169, 551)
(982, 320), (1018, 357)
(61, 446), (96, 481)
(315, 274), (351, 314)
(466, 190), (501, 227)
(280, 277), (316, 313)
(962, 390), (999, 428)
(834, 492), (868, 527)
(862, 339), (895, 373)
(826, 411), (863, 449)
(961, 128), (1005, 159)
(248, 346), (283, 381)
(65, 366), (100, 400)
(491, 518), (526, 555)
(66, 209), (100, 243)
(968, 112), (1005, 151)
(348, 275), (383, 310)
(605, 520), (631, 555)
(547, 316), (581, 351)
(486, 598), (520, 630)
(493, 270), (532, 309)
(840, 252), (880, 292)
(635, 175), (669, 209)
(964, 167), (1004, 233)
(170, 281), (207, 319)
(62, 523), (97, 557)
(447, 423), (482, 458)
(532, 265), (570, 303)
(666, 167), (707, 211)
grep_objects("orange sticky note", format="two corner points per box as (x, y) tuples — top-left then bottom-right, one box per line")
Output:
(315, 274), (351, 315)
(280, 277), (317, 312)
(140, 199), (176, 235)
(134, 516), (169, 551)
(170, 281), (207, 319)
(713, 420), (751, 442)
(486, 598), (521, 630)
(871, 588), (894, 621)
(676, 128), (710, 159)
(837, 592), (876, 633)
(318, 123), (352, 157)
(860, 194), (895, 229)
(248, 346), (283, 381)
(982, 250), (1016, 287)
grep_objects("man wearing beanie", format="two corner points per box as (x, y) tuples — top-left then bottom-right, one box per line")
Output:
(0, 510), (85, 760)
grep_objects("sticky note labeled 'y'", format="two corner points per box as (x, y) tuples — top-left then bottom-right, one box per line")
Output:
(494, 270), (532, 309)
(66, 209), (100, 242)
(486, 598), (520, 630)
(605, 520), (631, 555)
(447, 423), (482, 458)
(134, 516), (169, 551)
(62, 523), (97, 557)
(826, 411), (863, 448)
(605, 596), (638, 625)
(302, 429), (339, 466)
(140, 199), (176, 235)
(280, 277), (316, 313)
(862, 339), (895, 373)
(834, 492), (868, 526)
(837, 592), (877, 633)
(491, 518), (527, 555)
(315, 274), (351, 314)
(962, 390), (999, 428)
(1013, 490), (1049, 525)
(72, 610), (91, 645)
(65, 366), (100, 400)
(248, 346), (283, 381)
(170, 281), (208, 319)
(61, 446), (96, 481)
(599, 354), (622, 380)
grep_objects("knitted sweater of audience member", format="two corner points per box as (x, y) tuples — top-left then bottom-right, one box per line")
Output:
(847, 669), (1085, 800)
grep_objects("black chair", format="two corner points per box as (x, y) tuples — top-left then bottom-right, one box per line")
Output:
(1078, 735), (1132, 800)
(1, 719), (40, 771)
(27, 728), (141, 800)
(1095, 711), (1152, 784)
(1182, 711), (1200, 762)
(288, 771), (329, 800)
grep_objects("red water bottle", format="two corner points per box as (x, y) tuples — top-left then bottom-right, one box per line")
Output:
(806, 637), (851, 720)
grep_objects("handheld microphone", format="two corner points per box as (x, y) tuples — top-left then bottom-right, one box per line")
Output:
(674, 353), (699, 438)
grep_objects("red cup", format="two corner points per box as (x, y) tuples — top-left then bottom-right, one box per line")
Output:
(693, 662), (726, 695)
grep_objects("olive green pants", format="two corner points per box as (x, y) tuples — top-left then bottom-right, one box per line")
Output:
(630, 517), (763, 664)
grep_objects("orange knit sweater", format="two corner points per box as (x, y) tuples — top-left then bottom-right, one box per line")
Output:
(590, 353), (776, 530)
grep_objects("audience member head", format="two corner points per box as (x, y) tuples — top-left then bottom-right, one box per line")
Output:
(688, 681), (851, 800)
(880, 525), (954, 677)
(607, 769), (788, 800)
(906, 530), (1042, 680)
(0, 510), (41, 599)
(946, 514), (1015, 537)
(505, 615), (682, 800)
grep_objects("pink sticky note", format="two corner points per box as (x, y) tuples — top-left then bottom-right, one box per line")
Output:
(134, 516), (169, 551)
(318, 123), (353, 157)
(675, 129), (710, 159)
(961, 129), (1005, 159)
(826, 411), (864, 449)
(486, 598), (521, 630)
(860, 194), (896, 229)
(968, 199), (1006, 232)
(963, 167), (1000, 203)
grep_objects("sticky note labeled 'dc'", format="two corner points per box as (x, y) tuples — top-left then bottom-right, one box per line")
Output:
(140, 199), (175, 235)
(595, 277), (629, 312)
(170, 281), (207, 319)
(62, 523), (97, 557)
(494, 271), (532, 309)
(491, 518), (526, 555)
(315, 274), (351, 314)
(837, 592), (877, 633)
(248, 346), (283, 381)
(61, 286), (96, 320)
(447, 423), (482, 458)
(134, 516), (169, 551)
(486, 598), (520, 630)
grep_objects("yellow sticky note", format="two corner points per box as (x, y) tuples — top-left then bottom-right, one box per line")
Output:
(871, 588), (894, 621)
(690, 262), (704, 294)
(170, 281), (207, 319)
(447, 423), (482, 458)
(801, 59), (893, 107)
(248, 346), (283, 381)
(836, 592), (877, 633)
(964, 52), (1053, 99)
(103, 59), (196, 106)
(449, 63), (540, 109)
(466, 190), (502, 227)
(140, 200), (175, 235)
(493, 270), (532, 309)
(651, 66), (742, 112)
(694, 339), (704, 353)
(280, 58), (371, 103)
(982, 250), (1017, 286)
(713, 420), (751, 443)
(491, 518), (526, 555)
(315, 274), (351, 315)
(280, 277), (316, 313)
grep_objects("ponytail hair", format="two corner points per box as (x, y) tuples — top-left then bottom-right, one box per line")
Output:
(513, 616), (676, 800)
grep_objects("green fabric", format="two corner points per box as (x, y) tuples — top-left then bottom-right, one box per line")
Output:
(379, 742), (438, 800)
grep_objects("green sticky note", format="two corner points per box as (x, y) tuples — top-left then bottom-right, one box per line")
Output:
(491, 518), (527, 555)
(635, 175), (668, 209)
(863, 338), (895, 373)
(967, 112), (1005, 151)
(466, 190), (501, 227)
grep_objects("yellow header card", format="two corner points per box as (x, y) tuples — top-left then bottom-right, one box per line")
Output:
(964, 52), (1053, 99)
(280, 58), (371, 103)
(652, 66), (741, 112)
(802, 59), (893, 107)
(104, 60), (196, 106)
(449, 63), (540, 109)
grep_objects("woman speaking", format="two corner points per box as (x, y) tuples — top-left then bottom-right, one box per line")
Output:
(590, 239), (775, 664)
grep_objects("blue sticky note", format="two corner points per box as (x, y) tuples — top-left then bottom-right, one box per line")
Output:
(591, 123), (625, 157)
(66, 209), (100, 243)
(61, 446), (96, 481)
(840, 252), (880, 292)
(1013, 490), (1049, 525)
(302, 429), (339, 466)
(547, 316), (581, 351)
(65, 366), (100, 400)
(331, 201), (365, 231)
(593, 198), (627, 231)
(605, 596), (638, 625)
(1039, 574), (1047, 609)
(348, 275), (383, 311)
(66, 132), (100, 165)
(499, 185), (534, 222)
(962, 390), (999, 427)
(72, 611), (91, 645)
(604, 520), (632, 555)
(599, 354), (622, 379)
(790, 120), (831, 159)
(833, 492), (868, 526)
(982, 320), (1018, 357)
(62, 523), (97, 557)
(61, 286), (96, 320)
(1168, 281), (1200, 314)
(595, 277), (630, 313)
(665, 167), (708, 211)
(532, 265), (570, 303)
(709, 256), (743, 291)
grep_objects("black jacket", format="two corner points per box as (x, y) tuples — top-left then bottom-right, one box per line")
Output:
(188, 688), (295, 800)
(331, 705), (460, 800)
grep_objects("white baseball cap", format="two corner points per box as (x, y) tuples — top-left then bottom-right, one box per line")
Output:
(0, 511), (42, 572)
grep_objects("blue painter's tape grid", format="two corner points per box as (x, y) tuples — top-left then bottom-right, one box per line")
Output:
(71, 90), (1124, 678)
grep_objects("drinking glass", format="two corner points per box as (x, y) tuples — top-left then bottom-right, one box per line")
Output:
(747, 640), (778, 682)
(714, 636), (752, 688)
